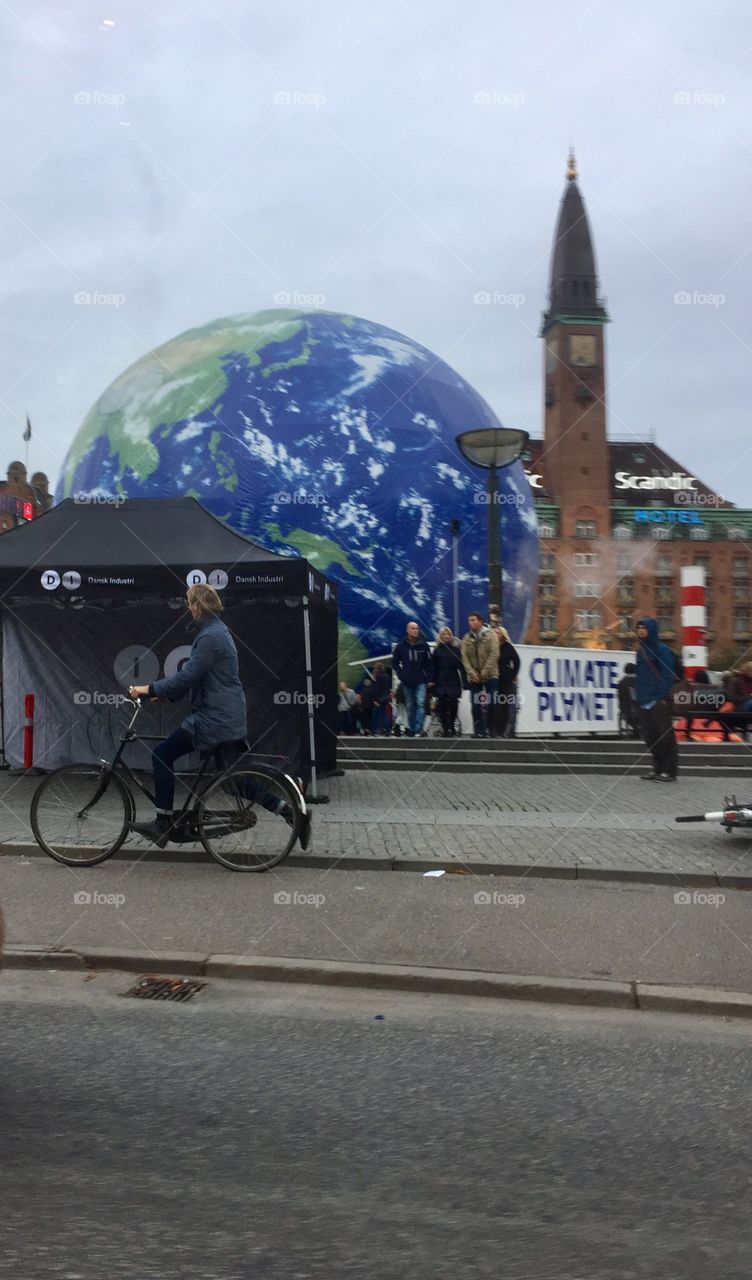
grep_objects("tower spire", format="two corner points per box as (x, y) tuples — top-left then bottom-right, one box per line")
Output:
(541, 154), (608, 333)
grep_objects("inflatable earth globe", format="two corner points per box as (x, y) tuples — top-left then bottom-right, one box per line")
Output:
(57, 310), (539, 671)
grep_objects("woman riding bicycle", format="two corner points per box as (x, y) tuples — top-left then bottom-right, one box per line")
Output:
(129, 582), (248, 846)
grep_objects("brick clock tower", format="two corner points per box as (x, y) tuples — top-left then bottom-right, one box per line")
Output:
(539, 150), (615, 636)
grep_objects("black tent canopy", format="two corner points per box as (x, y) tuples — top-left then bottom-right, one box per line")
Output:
(0, 498), (338, 790)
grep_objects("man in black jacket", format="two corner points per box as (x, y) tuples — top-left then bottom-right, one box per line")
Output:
(392, 621), (432, 737)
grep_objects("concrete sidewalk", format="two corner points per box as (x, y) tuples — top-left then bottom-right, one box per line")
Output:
(2, 767), (751, 886)
(3, 863), (752, 1018)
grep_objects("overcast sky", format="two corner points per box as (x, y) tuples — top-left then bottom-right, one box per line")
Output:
(1, 0), (750, 504)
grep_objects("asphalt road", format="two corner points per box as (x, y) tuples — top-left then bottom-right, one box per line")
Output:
(3, 857), (752, 990)
(2, 971), (752, 1279)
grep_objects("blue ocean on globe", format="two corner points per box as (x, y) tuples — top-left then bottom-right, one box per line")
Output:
(57, 310), (539, 668)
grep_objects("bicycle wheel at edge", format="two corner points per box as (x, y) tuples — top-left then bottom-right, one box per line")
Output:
(197, 767), (302, 871)
(31, 764), (133, 867)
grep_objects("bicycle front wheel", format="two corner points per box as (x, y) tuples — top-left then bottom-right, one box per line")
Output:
(31, 764), (132, 867)
(198, 768), (302, 871)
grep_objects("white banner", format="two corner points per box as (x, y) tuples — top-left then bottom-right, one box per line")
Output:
(515, 645), (633, 735)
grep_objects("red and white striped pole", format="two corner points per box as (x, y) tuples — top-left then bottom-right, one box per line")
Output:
(681, 565), (707, 679)
(23, 693), (35, 770)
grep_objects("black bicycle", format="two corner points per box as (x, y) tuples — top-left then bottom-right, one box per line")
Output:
(30, 699), (308, 872)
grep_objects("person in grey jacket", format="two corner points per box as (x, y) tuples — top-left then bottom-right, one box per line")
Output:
(129, 582), (248, 845)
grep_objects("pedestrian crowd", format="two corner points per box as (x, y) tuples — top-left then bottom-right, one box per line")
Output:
(337, 611), (520, 739)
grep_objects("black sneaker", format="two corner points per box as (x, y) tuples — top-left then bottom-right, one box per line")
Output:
(130, 814), (176, 848)
(299, 811), (312, 851)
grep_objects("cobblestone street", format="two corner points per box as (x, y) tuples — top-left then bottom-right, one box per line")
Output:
(2, 766), (751, 885)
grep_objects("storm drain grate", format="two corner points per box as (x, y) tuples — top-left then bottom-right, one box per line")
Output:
(122, 976), (207, 1002)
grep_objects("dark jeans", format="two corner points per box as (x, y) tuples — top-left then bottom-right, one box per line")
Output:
(436, 691), (459, 735)
(470, 679), (498, 737)
(403, 684), (427, 735)
(639, 700), (679, 778)
(152, 729), (282, 816)
(356, 706), (373, 734)
(372, 703), (391, 735)
(152, 727), (194, 813)
(492, 688), (514, 738)
(337, 709), (355, 734)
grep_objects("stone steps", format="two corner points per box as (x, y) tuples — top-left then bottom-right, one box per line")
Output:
(336, 736), (752, 776)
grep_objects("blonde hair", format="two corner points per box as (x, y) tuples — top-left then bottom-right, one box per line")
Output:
(438, 626), (453, 642)
(187, 583), (223, 616)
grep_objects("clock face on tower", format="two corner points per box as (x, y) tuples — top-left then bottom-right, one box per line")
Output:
(569, 334), (597, 367)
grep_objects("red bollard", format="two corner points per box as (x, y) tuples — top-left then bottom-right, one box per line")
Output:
(23, 693), (34, 770)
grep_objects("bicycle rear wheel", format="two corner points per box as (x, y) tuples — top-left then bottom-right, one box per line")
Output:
(31, 764), (132, 867)
(197, 768), (302, 871)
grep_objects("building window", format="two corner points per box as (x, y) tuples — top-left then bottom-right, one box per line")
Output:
(538, 522), (557, 539)
(616, 552), (632, 572)
(539, 582), (557, 599)
(540, 551), (556, 574)
(539, 613), (557, 634)
(652, 526), (672, 540)
(694, 556), (710, 575)
(734, 614), (750, 638)
(617, 580), (634, 603)
(574, 582), (601, 598)
(574, 552), (599, 567)
(658, 612), (675, 637)
(734, 584), (749, 603)
(733, 558), (749, 578)
(657, 585), (674, 603)
(656, 555), (673, 575)
(728, 527), (747, 541)
(613, 524), (632, 540)
(575, 520), (597, 539)
(575, 610), (601, 631)
(689, 526), (709, 540)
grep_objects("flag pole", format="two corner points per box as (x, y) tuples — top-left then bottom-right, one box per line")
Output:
(23, 414), (31, 473)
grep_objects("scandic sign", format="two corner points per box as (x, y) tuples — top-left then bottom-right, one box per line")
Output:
(525, 470), (700, 493)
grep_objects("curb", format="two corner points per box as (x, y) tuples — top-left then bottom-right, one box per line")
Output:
(1, 840), (749, 890)
(6, 945), (752, 1019)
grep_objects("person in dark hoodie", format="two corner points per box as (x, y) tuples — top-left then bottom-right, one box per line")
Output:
(430, 626), (466, 736)
(392, 620), (432, 737)
(634, 617), (679, 781)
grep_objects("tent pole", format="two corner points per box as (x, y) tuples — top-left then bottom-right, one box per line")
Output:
(0, 629), (7, 770)
(301, 595), (322, 802)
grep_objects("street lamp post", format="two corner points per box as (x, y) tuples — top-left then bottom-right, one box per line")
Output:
(449, 518), (460, 635)
(455, 427), (529, 616)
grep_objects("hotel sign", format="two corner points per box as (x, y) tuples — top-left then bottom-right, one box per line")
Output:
(524, 468), (708, 501)
(614, 471), (698, 492)
(633, 509), (703, 525)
